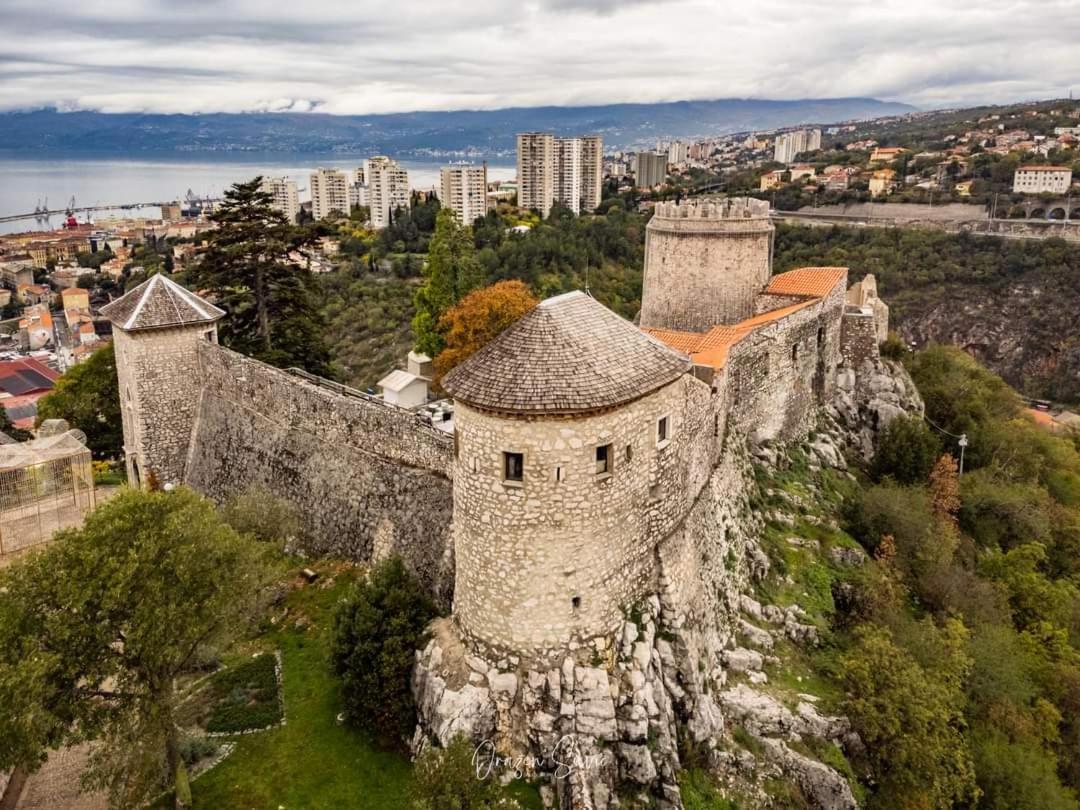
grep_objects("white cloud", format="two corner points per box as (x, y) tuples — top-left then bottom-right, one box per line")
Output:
(0, 0), (1077, 114)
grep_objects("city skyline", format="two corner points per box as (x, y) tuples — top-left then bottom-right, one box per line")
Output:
(1, 0), (1077, 115)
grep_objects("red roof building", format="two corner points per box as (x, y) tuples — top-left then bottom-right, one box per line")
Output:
(0, 358), (60, 429)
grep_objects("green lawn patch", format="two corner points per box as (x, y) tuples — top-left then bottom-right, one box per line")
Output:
(189, 562), (543, 810)
(177, 653), (282, 734)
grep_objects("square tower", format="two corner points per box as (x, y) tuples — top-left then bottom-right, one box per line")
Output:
(100, 274), (225, 488)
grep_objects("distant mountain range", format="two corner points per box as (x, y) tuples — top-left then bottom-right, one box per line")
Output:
(0, 98), (915, 157)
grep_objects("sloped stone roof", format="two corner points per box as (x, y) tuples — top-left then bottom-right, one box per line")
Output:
(100, 274), (224, 331)
(442, 291), (691, 415)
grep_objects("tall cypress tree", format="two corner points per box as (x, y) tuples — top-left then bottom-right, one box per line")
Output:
(412, 209), (484, 357)
(193, 177), (334, 377)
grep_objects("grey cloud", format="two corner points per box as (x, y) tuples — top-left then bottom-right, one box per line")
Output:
(0, 0), (1077, 114)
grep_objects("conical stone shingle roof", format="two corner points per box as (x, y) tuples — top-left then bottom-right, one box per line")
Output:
(100, 274), (225, 332)
(442, 291), (691, 415)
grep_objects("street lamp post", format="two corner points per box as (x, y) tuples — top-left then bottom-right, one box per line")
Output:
(958, 434), (969, 476)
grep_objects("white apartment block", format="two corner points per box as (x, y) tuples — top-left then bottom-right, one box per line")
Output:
(349, 182), (369, 209)
(517, 132), (556, 217)
(368, 156), (410, 229)
(1012, 165), (1073, 194)
(440, 164), (489, 225)
(260, 176), (299, 223)
(667, 140), (690, 165)
(516, 132), (603, 217)
(309, 168), (350, 220)
(555, 137), (582, 214)
(634, 151), (667, 189)
(774, 129), (822, 164)
(580, 135), (604, 213)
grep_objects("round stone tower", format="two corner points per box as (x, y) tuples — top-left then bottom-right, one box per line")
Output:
(640, 197), (773, 332)
(442, 291), (692, 659)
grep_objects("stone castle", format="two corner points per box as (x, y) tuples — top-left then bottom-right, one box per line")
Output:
(101, 198), (902, 809)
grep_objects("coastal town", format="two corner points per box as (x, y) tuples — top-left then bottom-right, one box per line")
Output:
(3, 79), (1080, 810)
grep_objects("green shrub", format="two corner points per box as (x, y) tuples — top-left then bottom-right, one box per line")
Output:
(879, 332), (907, 361)
(410, 735), (522, 809)
(182, 653), (283, 734)
(331, 557), (437, 744)
(178, 735), (219, 767)
(870, 415), (941, 484)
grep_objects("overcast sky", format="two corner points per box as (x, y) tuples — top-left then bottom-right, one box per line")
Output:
(1, 0), (1078, 115)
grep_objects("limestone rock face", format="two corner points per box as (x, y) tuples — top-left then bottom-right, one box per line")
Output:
(412, 439), (862, 810)
(831, 356), (924, 459)
(760, 738), (858, 810)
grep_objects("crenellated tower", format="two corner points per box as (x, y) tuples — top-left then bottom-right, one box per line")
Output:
(640, 197), (774, 332)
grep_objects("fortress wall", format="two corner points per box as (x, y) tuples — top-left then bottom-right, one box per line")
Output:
(656, 438), (757, 647)
(452, 372), (714, 660)
(754, 292), (808, 314)
(184, 342), (455, 598)
(841, 308), (879, 368)
(727, 286), (846, 443)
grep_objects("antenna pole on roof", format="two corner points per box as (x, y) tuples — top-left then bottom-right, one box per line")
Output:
(584, 262), (592, 297)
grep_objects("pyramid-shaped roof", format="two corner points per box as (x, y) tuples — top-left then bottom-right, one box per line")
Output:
(100, 274), (225, 332)
(442, 291), (691, 416)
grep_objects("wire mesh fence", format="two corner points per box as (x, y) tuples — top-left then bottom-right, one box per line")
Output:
(0, 431), (96, 558)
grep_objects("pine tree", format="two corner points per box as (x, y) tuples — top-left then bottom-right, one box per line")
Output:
(411, 209), (485, 357)
(193, 177), (333, 377)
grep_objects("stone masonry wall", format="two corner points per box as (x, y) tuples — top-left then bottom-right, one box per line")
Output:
(727, 281), (846, 443)
(840, 309), (879, 370)
(413, 440), (764, 809)
(640, 200), (773, 332)
(452, 372), (715, 661)
(113, 323), (216, 487)
(184, 342), (455, 598)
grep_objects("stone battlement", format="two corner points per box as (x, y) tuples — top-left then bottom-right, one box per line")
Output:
(649, 197), (772, 231)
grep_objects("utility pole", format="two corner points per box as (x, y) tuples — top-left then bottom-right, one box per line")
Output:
(958, 434), (968, 476)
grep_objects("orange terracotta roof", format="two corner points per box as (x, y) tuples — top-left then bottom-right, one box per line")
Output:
(765, 267), (847, 298)
(644, 266), (846, 371)
(640, 327), (704, 354)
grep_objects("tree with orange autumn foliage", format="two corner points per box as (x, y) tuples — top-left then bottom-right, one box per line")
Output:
(433, 281), (538, 382)
(929, 453), (961, 528)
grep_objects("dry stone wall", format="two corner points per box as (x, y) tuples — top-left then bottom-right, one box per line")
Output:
(184, 342), (455, 598)
(840, 308), (879, 370)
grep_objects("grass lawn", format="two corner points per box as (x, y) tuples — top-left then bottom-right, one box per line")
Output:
(190, 560), (542, 809)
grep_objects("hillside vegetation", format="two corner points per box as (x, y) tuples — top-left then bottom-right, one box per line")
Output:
(774, 224), (1080, 403)
(718, 346), (1080, 808)
(320, 204), (1080, 405)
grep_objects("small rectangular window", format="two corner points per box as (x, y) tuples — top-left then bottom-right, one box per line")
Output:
(657, 415), (670, 446)
(503, 451), (523, 482)
(595, 444), (611, 476)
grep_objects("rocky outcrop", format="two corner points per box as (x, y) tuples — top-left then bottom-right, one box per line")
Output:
(830, 356), (923, 460)
(411, 437), (866, 809)
(896, 276), (1080, 403)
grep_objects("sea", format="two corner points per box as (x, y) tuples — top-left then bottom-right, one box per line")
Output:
(0, 154), (516, 236)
